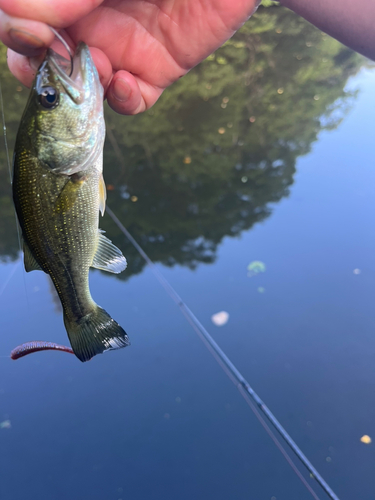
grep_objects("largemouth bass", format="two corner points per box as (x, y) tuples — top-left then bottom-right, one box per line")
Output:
(12, 42), (130, 362)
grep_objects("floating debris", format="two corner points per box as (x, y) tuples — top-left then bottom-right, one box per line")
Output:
(0, 420), (11, 429)
(314, 95), (320, 100)
(175, 397), (181, 403)
(277, 88), (284, 94)
(360, 435), (372, 444)
(164, 413), (170, 419)
(241, 176), (248, 183)
(130, 196), (138, 202)
(218, 127), (226, 134)
(353, 268), (361, 275)
(106, 184), (115, 191)
(326, 457), (332, 463)
(183, 156), (192, 164)
(247, 261), (266, 277)
(258, 287), (265, 293)
(211, 311), (229, 326)
(249, 116), (256, 123)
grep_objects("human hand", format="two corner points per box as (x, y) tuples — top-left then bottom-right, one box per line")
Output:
(0, 0), (260, 114)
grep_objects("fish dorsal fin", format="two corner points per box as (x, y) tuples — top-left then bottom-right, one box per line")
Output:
(91, 230), (127, 274)
(23, 241), (43, 273)
(99, 174), (107, 216)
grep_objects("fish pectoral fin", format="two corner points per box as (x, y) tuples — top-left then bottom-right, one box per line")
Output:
(23, 241), (43, 273)
(54, 174), (86, 214)
(91, 230), (127, 274)
(99, 174), (107, 216)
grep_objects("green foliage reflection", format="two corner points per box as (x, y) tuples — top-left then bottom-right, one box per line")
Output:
(0, 7), (364, 279)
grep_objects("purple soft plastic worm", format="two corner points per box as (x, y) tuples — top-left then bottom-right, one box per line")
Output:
(11, 341), (74, 360)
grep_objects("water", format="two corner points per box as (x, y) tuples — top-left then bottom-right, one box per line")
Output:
(1, 6), (375, 500)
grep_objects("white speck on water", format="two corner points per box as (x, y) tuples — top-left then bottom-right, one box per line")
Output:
(211, 311), (229, 326)
(360, 435), (372, 444)
(0, 420), (11, 429)
(247, 261), (266, 277)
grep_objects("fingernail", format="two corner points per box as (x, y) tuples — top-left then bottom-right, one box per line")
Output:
(113, 78), (131, 102)
(8, 28), (45, 49)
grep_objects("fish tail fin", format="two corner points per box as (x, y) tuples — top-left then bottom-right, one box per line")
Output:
(64, 306), (130, 362)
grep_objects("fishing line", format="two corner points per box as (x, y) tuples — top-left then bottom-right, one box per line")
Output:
(0, 78), (12, 184)
(106, 206), (340, 500)
(0, 76), (29, 306)
(0, 261), (20, 297)
(50, 28), (74, 77)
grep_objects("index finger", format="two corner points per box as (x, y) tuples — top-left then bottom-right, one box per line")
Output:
(0, 0), (104, 28)
(0, 10), (54, 57)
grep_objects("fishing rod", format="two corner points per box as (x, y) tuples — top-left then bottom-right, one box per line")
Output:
(106, 206), (340, 500)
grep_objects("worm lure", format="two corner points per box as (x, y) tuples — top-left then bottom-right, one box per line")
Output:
(11, 341), (74, 360)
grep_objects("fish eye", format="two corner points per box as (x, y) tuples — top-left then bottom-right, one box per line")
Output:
(39, 87), (59, 109)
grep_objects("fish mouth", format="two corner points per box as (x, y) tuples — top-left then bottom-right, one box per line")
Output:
(38, 42), (102, 105)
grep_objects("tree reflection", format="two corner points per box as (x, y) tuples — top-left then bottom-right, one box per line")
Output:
(0, 6), (364, 279)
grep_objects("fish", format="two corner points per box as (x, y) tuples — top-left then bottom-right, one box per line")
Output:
(12, 42), (130, 362)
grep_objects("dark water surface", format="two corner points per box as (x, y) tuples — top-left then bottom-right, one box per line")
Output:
(1, 6), (375, 500)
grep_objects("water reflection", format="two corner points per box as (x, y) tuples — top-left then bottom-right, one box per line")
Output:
(0, 6), (364, 279)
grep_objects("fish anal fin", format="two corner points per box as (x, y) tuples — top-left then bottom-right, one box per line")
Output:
(23, 241), (43, 273)
(91, 230), (127, 274)
(99, 174), (107, 216)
